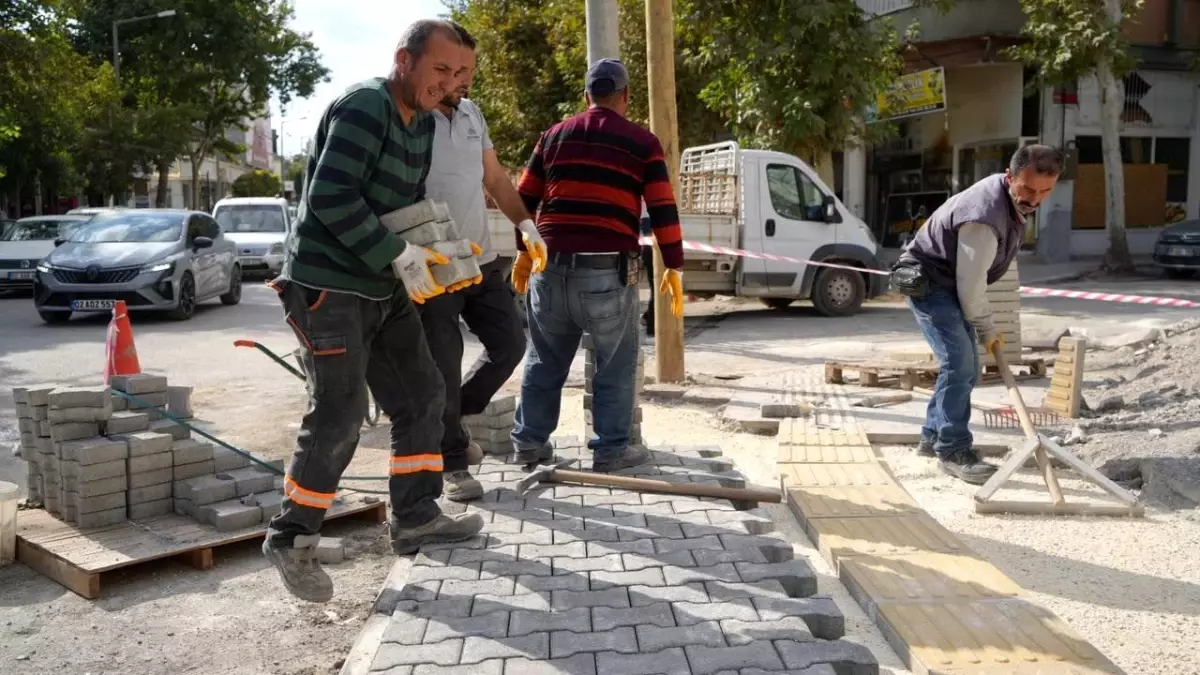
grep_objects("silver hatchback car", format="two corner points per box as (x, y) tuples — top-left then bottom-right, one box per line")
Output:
(33, 209), (242, 323)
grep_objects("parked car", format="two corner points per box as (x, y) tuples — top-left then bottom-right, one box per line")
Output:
(212, 197), (291, 277)
(1, 215), (15, 238)
(33, 209), (241, 323)
(1152, 218), (1200, 279)
(0, 215), (92, 293)
(66, 206), (128, 217)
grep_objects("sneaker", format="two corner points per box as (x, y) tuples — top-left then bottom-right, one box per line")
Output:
(465, 441), (485, 466)
(390, 512), (485, 555)
(938, 449), (998, 485)
(917, 438), (936, 457)
(444, 470), (484, 502)
(593, 445), (652, 473)
(262, 533), (334, 603)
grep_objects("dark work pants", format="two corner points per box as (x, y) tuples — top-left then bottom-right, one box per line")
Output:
(641, 245), (656, 334)
(267, 280), (447, 544)
(418, 258), (526, 472)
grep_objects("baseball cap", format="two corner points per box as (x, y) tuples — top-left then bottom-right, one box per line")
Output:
(585, 58), (629, 98)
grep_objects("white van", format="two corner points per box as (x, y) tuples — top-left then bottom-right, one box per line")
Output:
(212, 197), (292, 277)
(488, 141), (883, 316)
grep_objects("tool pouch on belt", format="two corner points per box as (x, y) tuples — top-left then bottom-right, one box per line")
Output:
(888, 260), (928, 298)
(622, 252), (642, 288)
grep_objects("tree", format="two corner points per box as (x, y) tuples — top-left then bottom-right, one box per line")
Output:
(285, 152), (307, 186)
(1010, 0), (1144, 272)
(231, 169), (282, 197)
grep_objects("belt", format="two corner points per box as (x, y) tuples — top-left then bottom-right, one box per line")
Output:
(548, 252), (622, 269)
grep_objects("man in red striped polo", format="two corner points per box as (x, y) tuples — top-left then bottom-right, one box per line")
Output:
(508, 58), (685, 473)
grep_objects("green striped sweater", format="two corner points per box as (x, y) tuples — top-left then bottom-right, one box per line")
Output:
(281, 78), (435, 298)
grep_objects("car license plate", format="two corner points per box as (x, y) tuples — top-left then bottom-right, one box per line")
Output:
(7, 271), (34, 280)
(71, 299), (116, 311)
(1169, 246), (1195, 257)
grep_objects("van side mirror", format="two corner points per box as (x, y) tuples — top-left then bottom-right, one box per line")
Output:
(53, 238), (65, 247)
(192, 236), (213, 250)
(822, 195), (841, 223)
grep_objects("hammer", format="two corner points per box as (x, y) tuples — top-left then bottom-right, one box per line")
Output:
(513, 459), (782, 507)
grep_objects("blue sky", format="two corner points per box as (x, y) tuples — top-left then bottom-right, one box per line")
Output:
(270, 0), (447, 159)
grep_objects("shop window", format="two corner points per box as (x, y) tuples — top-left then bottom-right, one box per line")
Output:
(1155, 137), (1191, 203)
(1120, 137), (1152, 164)
(1076, 136), (1102, 164)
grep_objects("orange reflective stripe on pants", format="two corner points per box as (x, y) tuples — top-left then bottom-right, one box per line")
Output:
(389, 454), (444, 475)
(284, 475), (336, 509)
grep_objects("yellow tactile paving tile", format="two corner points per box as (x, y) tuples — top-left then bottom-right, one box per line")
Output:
(777, 417), (871, 447)
(876, 599), (1124, 675)
(805, 513), (967, 563)
(780, 462), (898, 488)
(840, 551), (1024, 605)
(785, 484), (921, 520)
(778, 443), (876, 464)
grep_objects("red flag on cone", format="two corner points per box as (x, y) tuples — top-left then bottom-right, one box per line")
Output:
(104, 300), (141, 384)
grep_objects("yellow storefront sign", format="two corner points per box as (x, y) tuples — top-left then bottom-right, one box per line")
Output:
(874, 67), (946, 121)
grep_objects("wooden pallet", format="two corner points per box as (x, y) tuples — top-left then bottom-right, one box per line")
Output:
(984, 355), (1049, 377)
(15, 496), (386, 599)
(824, 360), (940, 390)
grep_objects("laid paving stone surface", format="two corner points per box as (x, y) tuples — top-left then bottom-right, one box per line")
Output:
(360, 438), (878, 675)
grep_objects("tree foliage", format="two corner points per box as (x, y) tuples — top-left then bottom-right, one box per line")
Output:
(1007, 0), (1143, 84)
(231, 169), (282, 197)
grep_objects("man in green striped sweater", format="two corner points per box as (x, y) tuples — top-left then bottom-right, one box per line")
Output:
(263, 19), (484, 604)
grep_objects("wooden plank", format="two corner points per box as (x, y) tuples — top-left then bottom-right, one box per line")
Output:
(1054, 361), (1076, 378)
(974, 500), (1145, 517)
(177, 548), (214, 571)
(17, 537), (100, 599)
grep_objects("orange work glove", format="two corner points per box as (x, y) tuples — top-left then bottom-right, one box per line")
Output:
(659, 268), (684, 318)
(518, 220), (547, 274)
(511, 250), (534, 294)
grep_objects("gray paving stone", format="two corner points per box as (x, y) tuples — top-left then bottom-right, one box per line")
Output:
(706, 508), (775, 535)
(550, 587), (629, 610)
(128, 467), (173, 489)
(616, 522), (684, 541)
(552, 553), (622, 575)
(409, 563), (482, 583)
(654, 534), (723, 553)
(441, 577), (516, 598)
(553, 504), (613, 520)
(719, 534), (794, 563)
(587, 514), (644, 529)
(519, 541), (586, 560)
(590, 566), (666, 589)
(550, 626), (636, 658)
(721, 617), (815, 646)
(449, 545), (517, 566)
(629, 582), (707, 606)
(704, 580), (790, 602)
(487, 530), (553, 548)
(553, 485), (609, 498)
(671, 498), (735, 514)
(586, 538), (654, 557)
(671, 599), (757, 625)
(515, 574), (588, 593)
(461, 633), (549, 664)
(482, 559), (552, 578)
(736, 560), (818, 598)
(636, 620), (724, 652)
(413, 549), (453, 567)
(591, 601), (675, 632)
(393, 599), (473, 620)
(422, 613), (509, 643)
(621, 551), (695, 571)
(683, 643), (784, 675)
(775, 639), (878, 675)
(752, 596), (844, 640)
(553, 527), (619, 544)
(473, 592), (550, 616)
(382, 615), (428, 645)
(509, 607), (590, 638)
(581, 493), (640, 507)
(502, 653), (596, 675)
(413, 661), (503, 675)
(692, 546), (770, 567)
(663, 563), (740, 585)
(679, 523), (731, 538)
(370, 639), (462, 670)
(595, 648), (690, 675)
(399, 581), (441, 602)
(743, 666), (838, 675)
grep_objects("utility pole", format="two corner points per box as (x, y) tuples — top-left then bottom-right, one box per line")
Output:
(645, 0), (685, 383)
(585, 0), (620, 63)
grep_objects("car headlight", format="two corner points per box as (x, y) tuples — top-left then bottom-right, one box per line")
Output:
(36, 262), (52, 273)
(269, 243), (284, 255)
(143, 261), (174, 274)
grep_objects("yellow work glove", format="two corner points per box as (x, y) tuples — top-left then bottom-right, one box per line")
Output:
(392, 245), (450, 304)
(659, 268), (684, 318)
(443, 241), (486, 293)
(518, 219), (547, 274)
(511, 250), (534, 294)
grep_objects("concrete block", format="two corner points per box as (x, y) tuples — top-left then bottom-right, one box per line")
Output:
(174, 474), (237, 505)
(76, 506), (126, 529)
(126, 391), (169, 409)
(166, 386), (193, 419)
(484, 395), (518, 416)
(243, 490), (285, 520)
(18, 417), (35, 434)
(23, 386), (56, 407)
(48, 386), (109, 409)
(144, 406), (169, 421)
(224, 466), (274, 496)
(149, 419), (188, 440)
(35, 437), (54, 455)
(110, 393), (128, 412)
(315, 537), (345, 564)
(77, 475), (127, 499)
(128, 499), (173, 520)
(172, 498), (194, 517)
(77, 459), (126, 482)
(128, 467), (173, 489)
(172, 439), (213, 466)
(50, 422), (100, 443)
(173, 459), (215, 481)
(128, 451), (173, 474)
(59, 437), (128, 465)
(199, 498), (263, 531)
(431, 255), (483, 288)
(12, 386), (29, 404)
(127, 482), (172, 504)
(212, 447), (251, 472)
(105, 411), (150, 435)
(109, 374), (169, 395)
(48, 403), (111, 424)
(76, 491), (127, 514)
(119, 431), (174, 457)
(31, 405), (49, 422)
(379, 199), (452, 232)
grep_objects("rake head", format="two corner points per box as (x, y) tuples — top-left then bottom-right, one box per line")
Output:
(982, 406), (1062, 430)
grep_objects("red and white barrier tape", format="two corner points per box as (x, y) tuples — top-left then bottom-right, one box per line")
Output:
(643, 236), (1200, 309)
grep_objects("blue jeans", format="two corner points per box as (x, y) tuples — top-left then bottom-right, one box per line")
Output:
(907, 286), (980, 458)
(512, 257), (640, 463)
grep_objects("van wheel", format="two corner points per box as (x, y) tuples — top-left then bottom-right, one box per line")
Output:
(760, 298), (794, 310)
(811, 267), (865, 317)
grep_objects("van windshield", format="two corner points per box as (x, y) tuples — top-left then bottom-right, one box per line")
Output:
(215, 205), (287, 233)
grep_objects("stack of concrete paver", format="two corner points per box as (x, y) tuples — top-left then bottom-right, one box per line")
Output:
(463, 395), (518, 456)
(379, 199), (483, 289)
(357, 438), (878, 675)
(582, 334), (646, 446)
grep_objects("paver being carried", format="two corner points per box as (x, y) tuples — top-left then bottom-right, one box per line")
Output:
(348, 438), (878, 675)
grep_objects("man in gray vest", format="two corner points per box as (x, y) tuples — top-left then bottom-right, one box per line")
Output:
(899, 144), (1062, 484)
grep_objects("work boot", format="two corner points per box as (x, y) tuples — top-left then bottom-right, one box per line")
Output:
(593, 445), (652, 473)
(917, 438), (936, 457)
(444, 470), (484, 502)
(938, 449), (998, 485)
(262, 533), (334, 603)
(390, 512), (485, 555)
(512, 443), (554, 467)
(466, 441), (485, 465)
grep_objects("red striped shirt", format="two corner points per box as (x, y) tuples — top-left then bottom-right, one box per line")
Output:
(517, 107), (684, 269)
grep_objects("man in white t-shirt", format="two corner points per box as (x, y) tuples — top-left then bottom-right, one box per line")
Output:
(419, 21), (538, 502)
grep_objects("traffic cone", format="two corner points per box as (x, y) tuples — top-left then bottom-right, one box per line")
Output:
(104, 300), (141, 384)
